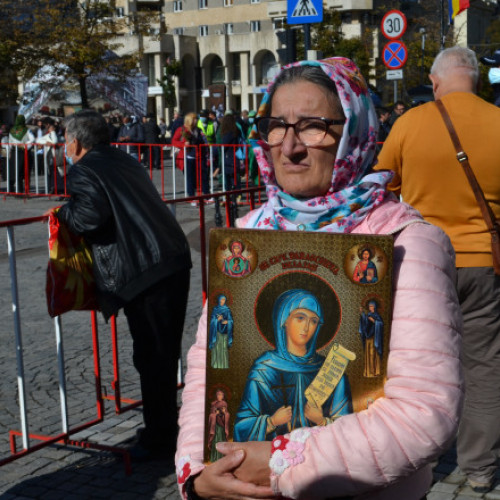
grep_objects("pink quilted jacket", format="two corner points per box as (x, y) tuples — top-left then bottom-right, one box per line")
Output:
(176, 197), (463, 499)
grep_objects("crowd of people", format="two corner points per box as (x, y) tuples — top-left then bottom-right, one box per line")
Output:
(1, 43), (499, 500)
(1, 107), (261, 199)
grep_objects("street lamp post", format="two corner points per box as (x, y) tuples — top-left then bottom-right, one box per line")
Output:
(420, 27), (426, 86)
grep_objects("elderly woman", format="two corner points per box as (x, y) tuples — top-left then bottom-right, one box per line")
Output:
(176, 58), (462, 499)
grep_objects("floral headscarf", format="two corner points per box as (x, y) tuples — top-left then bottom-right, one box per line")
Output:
(244, 57), (393, 233)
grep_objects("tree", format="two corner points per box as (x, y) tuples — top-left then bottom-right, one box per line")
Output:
(1, 0), (159, 109)
(0, 41), (18, 105)
(157, 58), (182, 110)
(311, 9), (372, 78)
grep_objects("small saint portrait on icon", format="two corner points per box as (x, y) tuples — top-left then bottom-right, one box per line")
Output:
(344, 243), (388, 285)
(216, 238), (257, 278)
(358, 298), (384, 377)
(209, 294), (234, 369)
(207, 386), (231, 462)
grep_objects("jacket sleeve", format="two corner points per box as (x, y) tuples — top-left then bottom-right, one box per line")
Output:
(176, 305), (209, 498)
(56, 165), (112, 236)
(171, 127), (185, 148)
(271, 222), (463, 499)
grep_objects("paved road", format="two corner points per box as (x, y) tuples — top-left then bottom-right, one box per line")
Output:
(0, 192), (499, 500)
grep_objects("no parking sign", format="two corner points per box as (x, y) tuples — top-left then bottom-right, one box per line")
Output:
(382, 40), (408, 70)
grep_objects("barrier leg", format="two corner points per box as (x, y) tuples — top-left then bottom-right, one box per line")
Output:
(7, 226), (30, 451)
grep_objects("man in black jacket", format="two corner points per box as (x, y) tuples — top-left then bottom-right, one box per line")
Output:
(57, 110), (192, 461)
(142, 113), (161, 169)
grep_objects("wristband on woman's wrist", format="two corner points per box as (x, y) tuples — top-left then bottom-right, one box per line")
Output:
(185, 475), (204, 500)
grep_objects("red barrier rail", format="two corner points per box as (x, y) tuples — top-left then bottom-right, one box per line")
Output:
(0, 183), (265, 474)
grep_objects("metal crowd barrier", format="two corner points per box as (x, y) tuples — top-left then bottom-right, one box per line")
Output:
(1, 142), (262, 202)
(0, 185), (264, 475)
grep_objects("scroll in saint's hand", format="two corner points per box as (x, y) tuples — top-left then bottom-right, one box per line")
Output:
(305, 343), (356, 410)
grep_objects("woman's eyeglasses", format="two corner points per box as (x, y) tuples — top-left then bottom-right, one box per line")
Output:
(256, 116), (346, 147)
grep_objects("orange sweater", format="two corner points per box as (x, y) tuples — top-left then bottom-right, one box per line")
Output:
(375, 92), (500, 267)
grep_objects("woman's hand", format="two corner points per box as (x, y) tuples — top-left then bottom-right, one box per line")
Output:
(216, 441), (273, 487)
(270, 406), (292, 426)
(304, 402), (324, 425)
(193, 449), (274, 500)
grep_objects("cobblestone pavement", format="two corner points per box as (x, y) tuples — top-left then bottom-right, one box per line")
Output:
(0, 187), (499, 499)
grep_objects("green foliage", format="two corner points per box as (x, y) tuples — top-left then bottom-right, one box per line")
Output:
(157, 59), (182, 109)
(305, 9), (372, 81)
(0, 0), (159, 108)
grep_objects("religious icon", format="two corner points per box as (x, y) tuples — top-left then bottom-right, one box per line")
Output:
(358, 298), (384, 377)
(209, 294), (234, 369)
(233, 289), (353, 442)
(344, 242), (389, 286)
(352, 245), (378, 284)
(222, 240), (251, 277)
(207, 387), (231, 462)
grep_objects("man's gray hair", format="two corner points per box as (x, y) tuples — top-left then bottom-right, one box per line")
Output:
(430, 46), (479, 87)
(63, 110), (110, 149)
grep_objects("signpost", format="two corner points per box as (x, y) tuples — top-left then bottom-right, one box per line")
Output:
(382, 40), (408, 70)
(386, 70), (403, 80)
(287, 0), (323, 24)
(286, 0), (322, 57)
(381, 10), (407, 40)
(380, 9), (407, 102)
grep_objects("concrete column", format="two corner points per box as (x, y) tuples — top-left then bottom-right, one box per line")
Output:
(240, 52), (250, 110)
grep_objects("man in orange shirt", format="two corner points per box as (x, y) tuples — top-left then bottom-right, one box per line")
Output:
(375, 46), (500, 493)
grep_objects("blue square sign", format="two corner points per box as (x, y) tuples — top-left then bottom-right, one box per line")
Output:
(287, 0), (323, 24)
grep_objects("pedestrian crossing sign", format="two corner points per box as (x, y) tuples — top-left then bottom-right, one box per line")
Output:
(287, 0), (323, 24)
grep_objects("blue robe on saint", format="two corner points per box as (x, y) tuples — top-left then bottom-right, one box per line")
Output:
(209, 296), (234, 350)
(233, 289), (352, 442)
(209, 296), (234, 369)
(359, 301), (384, 357)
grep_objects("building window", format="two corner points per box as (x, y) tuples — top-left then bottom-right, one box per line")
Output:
(251, 0), (260, 3)
(173, 27), (185, 35)
(224, 23), (233, 34)
(199, 0), (208, 7)
(250, 20), (260, 32)
(148, 55), (156, 86)
(224, 0), (233, 6)
(273, 18), (285, 30)
(210, 56), (225, 84)
(174, 1), (183, 12)
(116, 7), (124, 17)
(232, 53), (241, 80)
(199, 25), (208, 36)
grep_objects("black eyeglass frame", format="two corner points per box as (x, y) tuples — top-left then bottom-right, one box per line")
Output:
(255, 116), (346, 146)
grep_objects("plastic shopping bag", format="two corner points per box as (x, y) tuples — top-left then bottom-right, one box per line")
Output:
(46, 209), (99, 317)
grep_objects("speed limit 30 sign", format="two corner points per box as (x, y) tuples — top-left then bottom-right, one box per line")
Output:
(381, 9), (407, 40)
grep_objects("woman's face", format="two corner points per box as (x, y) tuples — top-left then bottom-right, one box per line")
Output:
(270, 80), (344, 198)
(219, 296), (226, 306)
(284, 307), (320, 355)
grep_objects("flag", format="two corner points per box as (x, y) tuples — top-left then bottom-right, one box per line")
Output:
(448, 0), (470, 23)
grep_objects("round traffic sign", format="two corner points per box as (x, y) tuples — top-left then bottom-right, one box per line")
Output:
(382, 40), (408, 70)
(381, 9), (407, 40)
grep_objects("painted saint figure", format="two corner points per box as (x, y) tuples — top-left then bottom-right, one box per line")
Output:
(353, 247), (378, 284)
(222, 240), (251, 277)
(359, 300), (384, 377)
(209, 295), (234, 369)
(233, 289), (352, 442)
(207, 389), (230, 462)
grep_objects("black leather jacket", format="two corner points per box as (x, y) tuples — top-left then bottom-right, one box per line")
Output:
(57, 144), (192, 318)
